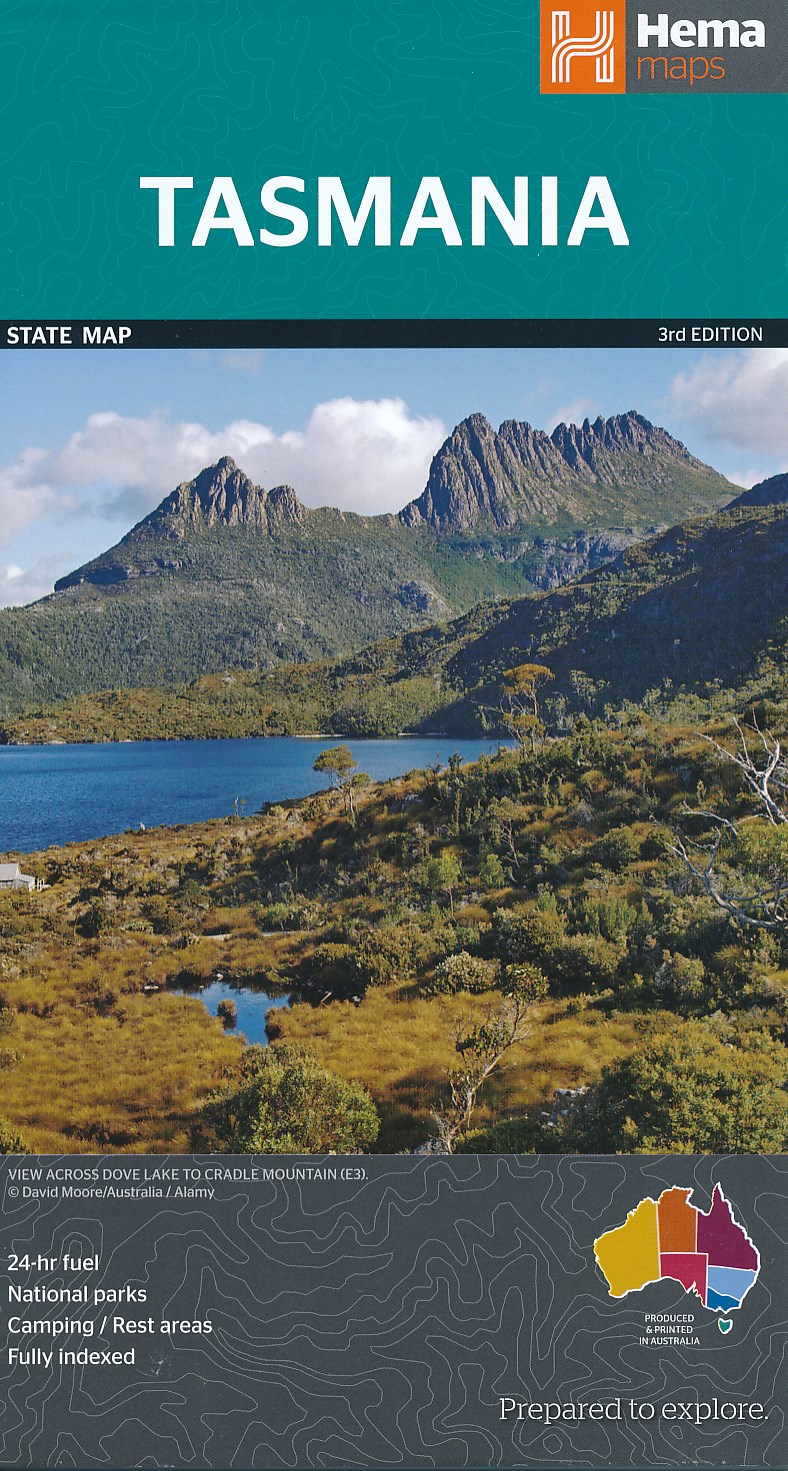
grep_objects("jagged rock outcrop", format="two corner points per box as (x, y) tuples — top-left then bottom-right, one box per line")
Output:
(131, 457), (307, 537)
(400, 410), (730, 531)
(549, 409), (707, 478)
(145, 456), (268, 531)
(54, 459), (307, 590)
(399, 413), (567, 530)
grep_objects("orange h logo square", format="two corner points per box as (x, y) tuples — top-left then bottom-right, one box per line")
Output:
(541, 0), (627, 93)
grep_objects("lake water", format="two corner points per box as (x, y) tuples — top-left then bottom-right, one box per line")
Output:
(0, 736), (507, 853)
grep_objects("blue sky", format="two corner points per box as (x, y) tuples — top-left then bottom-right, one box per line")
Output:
(1, 346), (786, 606)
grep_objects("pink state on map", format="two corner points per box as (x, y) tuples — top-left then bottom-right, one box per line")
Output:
(660, 1253), (707, 1305)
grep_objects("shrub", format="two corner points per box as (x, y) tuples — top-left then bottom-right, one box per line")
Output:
(576, 893), (638, 943)
(454, 923), (482, 953)
(653, 952), (707, 1004)
(256, 900), (323, 932)
(178, 878), (209, 910)
(556, 1019), (788, 1153)
(596, 825), (642, 872)
(554, 933), (622, 992)
(78, 897), (113, 938)
(641, 825), (674, 861)
(430, 917), (464, 961)
(479, 852), (506, 889)
(428, 952), (500, 995)
(696, 942), (787, 1015)
(353, 926), (420, 987)
(305, 943), (355, 994)
(0, 1116), (26, 1153)
(654, 899), (729, 965)
(491, 904), (566, 966)
(199, 1043), (380, 1153)
(501, 963), (549, 1004)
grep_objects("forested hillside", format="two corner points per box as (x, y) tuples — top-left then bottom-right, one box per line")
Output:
(6, 500), (785, 745)
(0, 413), (736, 714)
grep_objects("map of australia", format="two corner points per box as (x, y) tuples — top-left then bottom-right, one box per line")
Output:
(594, 1185), (760, 1314)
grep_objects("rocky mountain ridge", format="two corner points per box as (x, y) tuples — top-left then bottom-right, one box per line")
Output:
(400, 410), (722, 531)
(135, 457), (306, 535)
(57, 409), (735, 597)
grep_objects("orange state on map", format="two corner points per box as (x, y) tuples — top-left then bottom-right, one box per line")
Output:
(593, 1185), (760, 1314)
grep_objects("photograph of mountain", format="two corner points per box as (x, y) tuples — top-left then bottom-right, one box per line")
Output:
(0, 346), (786, 1159)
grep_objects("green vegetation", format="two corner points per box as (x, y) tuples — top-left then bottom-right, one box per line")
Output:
(5, 502), (785, 747)
(0, 1006), (27, 1152)
(196, 1043), (379, 1154)
(501, 662), (554, 750)
(551, 1020), (788, 1154)
(313, 744), (367, 819)
(431, 965), (549, 1153)
(0, 515), (528, 713)
(1, 701), (786, 1155)
(1, 424), (781, 1155)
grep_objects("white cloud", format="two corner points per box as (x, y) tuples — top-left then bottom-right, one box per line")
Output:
(0, 450), (74, 548)
(252, 397), (446, 515)
(0, 398), (447, 545)
(669, 348), (788, 455)
(0, 557), (70, 608)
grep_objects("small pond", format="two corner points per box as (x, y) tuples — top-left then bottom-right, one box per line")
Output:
(170, 978), (291, 1046)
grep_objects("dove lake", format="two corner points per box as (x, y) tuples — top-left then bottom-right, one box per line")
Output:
(0, 735), (506, 853)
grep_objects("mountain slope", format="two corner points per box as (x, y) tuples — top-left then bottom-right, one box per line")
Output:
(262, 500), (788, 733)
(5, 502), (785, 746)
(0, 413), (738, 714)
(730, 471), (788, 509)
(415, 502), (788, 720)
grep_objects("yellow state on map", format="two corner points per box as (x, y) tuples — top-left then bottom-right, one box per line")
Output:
(594, 1197), (660, 1297)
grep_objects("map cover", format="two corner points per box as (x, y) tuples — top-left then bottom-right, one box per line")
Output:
(0, 3), (786, 1469)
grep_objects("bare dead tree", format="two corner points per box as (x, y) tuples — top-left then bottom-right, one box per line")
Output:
(430, 983), (542, 1153)
(501, 815), (522, 878)
(702, 716), (788, 827)
(668, 715), (788, 933)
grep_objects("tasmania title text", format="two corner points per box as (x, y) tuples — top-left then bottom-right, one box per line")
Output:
(140, 176), (629, 249)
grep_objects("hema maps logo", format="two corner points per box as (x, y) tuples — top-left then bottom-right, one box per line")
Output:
(543, 1), (626, 91)
(550, 8), (621, 88)
(540, 1), (786, 91)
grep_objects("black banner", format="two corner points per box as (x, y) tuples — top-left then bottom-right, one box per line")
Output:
(1, 320), (785, 349)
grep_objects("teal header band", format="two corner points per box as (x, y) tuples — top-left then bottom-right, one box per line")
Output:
(1, 0), (784, 319)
